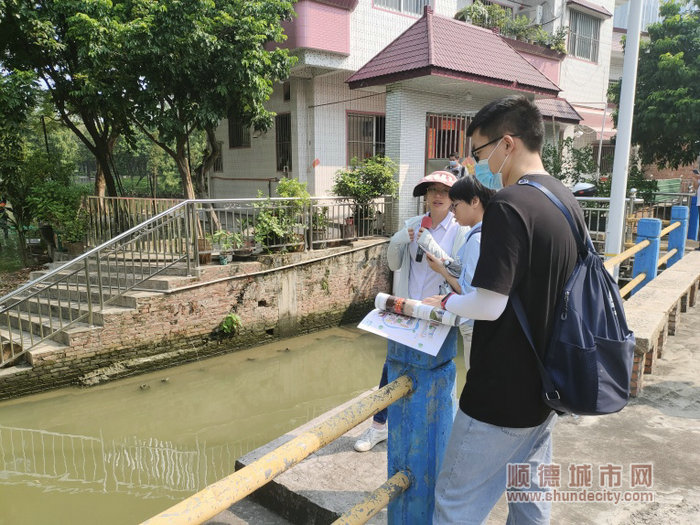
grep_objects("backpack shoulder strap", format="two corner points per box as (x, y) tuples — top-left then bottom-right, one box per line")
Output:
(511, 293), (560, 402)
(465, 224), (482, 245)
(517, 178), (591, 257)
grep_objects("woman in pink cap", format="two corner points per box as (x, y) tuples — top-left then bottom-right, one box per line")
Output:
(354, 171), (469, 452)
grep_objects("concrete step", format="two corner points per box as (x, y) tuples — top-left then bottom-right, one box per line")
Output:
(6, 296), (134, 327)
(44, 258), (196, 277)
(3, 309), (99, 345)
(29, 268), (175, 291)
(13, 283), (150, 309)
(0, 326), (69, 366)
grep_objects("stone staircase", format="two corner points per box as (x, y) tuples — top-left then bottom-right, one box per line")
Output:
(0, 257), (200, 372)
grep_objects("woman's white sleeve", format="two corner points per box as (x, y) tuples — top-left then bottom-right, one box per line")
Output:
(387, 228), (410, 271)
(444, 288), (509, 321)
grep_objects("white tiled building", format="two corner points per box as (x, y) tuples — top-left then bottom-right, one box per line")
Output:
(211, 0), (621, 223)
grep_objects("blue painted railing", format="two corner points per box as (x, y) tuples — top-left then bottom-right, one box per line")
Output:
(386, 332), (457, 522)
(689, 195), (698, 241)
(631, 205), (689, 296)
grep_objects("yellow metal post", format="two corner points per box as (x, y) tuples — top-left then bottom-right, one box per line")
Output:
(142, 375), (413, 525)
(332, 470), (412, 525)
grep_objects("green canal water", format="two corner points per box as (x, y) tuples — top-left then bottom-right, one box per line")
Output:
(0, 325), (466, 524)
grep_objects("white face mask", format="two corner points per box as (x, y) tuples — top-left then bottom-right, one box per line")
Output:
(474, 139), (509, 190)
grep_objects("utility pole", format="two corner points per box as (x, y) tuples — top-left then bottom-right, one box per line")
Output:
(604, 0), (644, 279)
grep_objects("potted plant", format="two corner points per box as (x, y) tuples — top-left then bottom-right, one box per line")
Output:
(254, 178), (310, 253)
(62, 208), (89, 256)
(332, 155), (398, 237)
(310, 206), (330, 249)
(208, 229), (243, 265)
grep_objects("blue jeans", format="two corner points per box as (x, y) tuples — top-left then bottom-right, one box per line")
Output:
(433, 409), (557, 524)
(373, 361), (389, 425)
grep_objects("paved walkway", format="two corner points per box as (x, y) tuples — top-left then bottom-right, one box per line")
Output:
(211, 276), (700, 524)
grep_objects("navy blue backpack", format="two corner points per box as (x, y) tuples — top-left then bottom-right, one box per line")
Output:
(511, 179), (635, 415)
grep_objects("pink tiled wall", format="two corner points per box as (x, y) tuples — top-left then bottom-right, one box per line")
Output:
(281, 0), (350, 55)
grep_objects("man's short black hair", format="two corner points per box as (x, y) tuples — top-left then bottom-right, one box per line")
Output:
(449, 152), (459, 159)
(467, 95), (545, 153)
(449, 175), (496, 208)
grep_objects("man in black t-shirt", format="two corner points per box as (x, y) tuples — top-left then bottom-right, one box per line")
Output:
(425, 96), (586, 524)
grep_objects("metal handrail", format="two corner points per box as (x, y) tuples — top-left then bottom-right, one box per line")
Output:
(0, 200), (192, 307)
(87, 195), (395, 249)
(0, 200), (194, 367)
(333, 470), (412, 525)
(604, 217), (683, 299)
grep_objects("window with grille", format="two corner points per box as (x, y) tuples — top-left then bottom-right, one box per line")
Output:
(375, 0), (431, 16)
(228, 114), (251, 148)
(213, 141), (224, 172)
(426, 113), (472, 160)
(568, 10), (601, 62)
(276, 113), (292, 172)
(347, 113), (386, 163)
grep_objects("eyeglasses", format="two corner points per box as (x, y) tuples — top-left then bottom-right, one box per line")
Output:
(426, 186), (450, 195)
(449, 201), (464, 213)
(471, 134), (519, 162)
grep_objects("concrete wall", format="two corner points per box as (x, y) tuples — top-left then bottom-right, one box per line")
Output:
(558, 0), (615, 105)
(210, 82), (293, 198)
(311, 71), (387, 196)
(0, 243), (391, 400)
(385, 85), (494, 225)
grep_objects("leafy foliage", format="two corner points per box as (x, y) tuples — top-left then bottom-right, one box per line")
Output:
(220, 313), (242, 335)
(123, 0), (297, 199)
(0, 74), (80, 263)
(595, 154), (659, 204)
(207, 230), (243, 254)
(1, 0), (134, 196)
(455, 1), (567, 53)
(542, 138), (597, 185)
(254, 178), (310, 251)
(609, 0), (700, 169)
(332, 156), (398, 205)
(27, 180), (90, 240)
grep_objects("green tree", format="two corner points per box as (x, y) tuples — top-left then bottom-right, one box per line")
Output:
(1, 0), (133, 196)
(123, 0), (296, 199)
(1, 70), (90, 264)
(0, 69), (39, 264)
(610, 0), (700, 169)
(541, 138), (597, 185)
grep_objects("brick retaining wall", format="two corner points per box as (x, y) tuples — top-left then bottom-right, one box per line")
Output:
(0, 241), (391, 399)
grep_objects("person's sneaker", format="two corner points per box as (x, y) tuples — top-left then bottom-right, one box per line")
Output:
(353, 425), (388, 452)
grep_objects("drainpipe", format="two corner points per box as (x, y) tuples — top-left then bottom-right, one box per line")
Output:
(604, 0), (643, 279)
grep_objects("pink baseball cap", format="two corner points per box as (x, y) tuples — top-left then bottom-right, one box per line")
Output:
(413, 171), (458, 197)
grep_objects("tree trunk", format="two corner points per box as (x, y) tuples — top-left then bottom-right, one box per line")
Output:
(175, 137), (196, 201)
(173, 137), (204, 238)
(94, 164), (107, 197)
(94, 140), (119, 197)
(193, 126), (222, 232)
(193, 126), (220, 199)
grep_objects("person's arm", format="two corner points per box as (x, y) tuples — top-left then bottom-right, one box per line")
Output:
(425, 252), (462, 293)
(423, 288), (508, 321)
(386, 225), (415, 271)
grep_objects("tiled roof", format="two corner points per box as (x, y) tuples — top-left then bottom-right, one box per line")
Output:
(535, 98), (582, 124)
(567, 0), (612, 18)
(347, 8), (559, 96)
